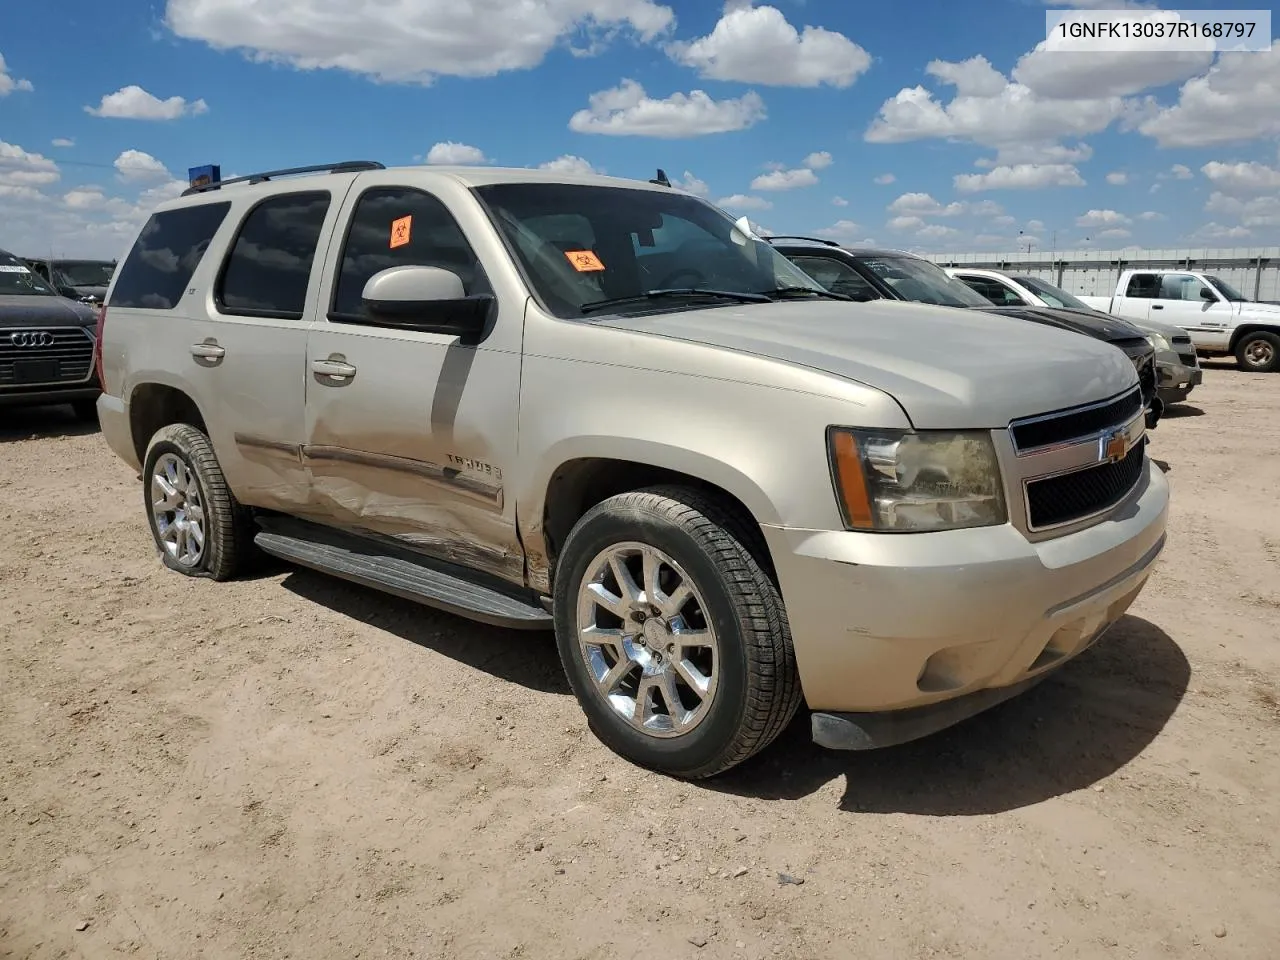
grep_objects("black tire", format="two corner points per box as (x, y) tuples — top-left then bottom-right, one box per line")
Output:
(70, 398), (99, 423)
(141, 423), (254, 581)
(1235, 331), (1280, 373)
(552, 485), (802, 779)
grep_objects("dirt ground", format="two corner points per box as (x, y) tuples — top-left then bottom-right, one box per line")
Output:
(2, 361), (1278, 960)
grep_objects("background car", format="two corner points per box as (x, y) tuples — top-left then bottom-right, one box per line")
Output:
(945, 267), (1203, 407)
(770, 239), (1163, 427)
(0, 247), (102, 420)
(23, 257), (117, 304)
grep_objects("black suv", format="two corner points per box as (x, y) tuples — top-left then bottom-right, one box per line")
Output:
(0, 247), (102, 419)
(772, 240), (1161, 428)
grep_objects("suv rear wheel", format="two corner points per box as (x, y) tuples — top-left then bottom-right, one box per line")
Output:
(142, 423), (253, 581)
(552, 486), (802, 779)
(1235, 330), (1280, 373)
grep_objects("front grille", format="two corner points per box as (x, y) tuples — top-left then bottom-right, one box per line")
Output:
(0, 328), (95, 387)
(1026, 439), (1146, 529)
(1010, 388), (1143, 452)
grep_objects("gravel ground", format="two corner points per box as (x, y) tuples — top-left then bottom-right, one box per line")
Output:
(2, 360), (1278, 960)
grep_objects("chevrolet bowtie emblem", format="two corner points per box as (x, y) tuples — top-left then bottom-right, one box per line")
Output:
(1100, 428), (1128, 464)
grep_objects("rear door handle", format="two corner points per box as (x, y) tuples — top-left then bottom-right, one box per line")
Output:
(311, 358), (357, 381)
(190, 341), (225, 362)
(1151, 304), (1164, 310)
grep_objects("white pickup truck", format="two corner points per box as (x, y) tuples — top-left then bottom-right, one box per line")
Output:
(1078, 269), (1280, 373)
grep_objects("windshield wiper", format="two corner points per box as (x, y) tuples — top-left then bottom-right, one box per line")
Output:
(759, 286), (852, 302)
(580, 288), (770, 315)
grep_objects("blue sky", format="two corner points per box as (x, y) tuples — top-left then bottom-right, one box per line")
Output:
(1, 0), (1278, 259)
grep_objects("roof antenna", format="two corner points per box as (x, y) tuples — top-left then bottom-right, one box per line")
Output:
(649, 168), (671, 188)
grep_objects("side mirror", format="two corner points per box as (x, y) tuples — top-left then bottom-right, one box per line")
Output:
(361, 265), (492, 342)
(1199, 286), (1218, 302)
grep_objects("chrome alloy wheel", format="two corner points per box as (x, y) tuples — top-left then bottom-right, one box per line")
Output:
(1244, 337), (1276, 368)
(575, 542), (719, 738)
(150, 452), (206, 567)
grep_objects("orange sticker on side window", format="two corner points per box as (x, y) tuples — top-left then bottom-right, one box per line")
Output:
(564, 250), (605, 272)
(390, 215), (412, 249)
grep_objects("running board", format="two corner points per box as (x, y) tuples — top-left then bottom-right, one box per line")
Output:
(254, 530), (553, 631)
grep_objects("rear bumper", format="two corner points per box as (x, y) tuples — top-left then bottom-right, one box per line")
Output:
(97, 392), (139, 471)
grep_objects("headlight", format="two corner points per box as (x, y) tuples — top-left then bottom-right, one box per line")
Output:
(827, 428), (1007, 532)
(1147, 332), (1171, 352)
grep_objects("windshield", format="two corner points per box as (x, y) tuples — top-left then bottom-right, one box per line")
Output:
(472, 182), (825, 318)
(0, 254), (56, 296)
(54, 260), (115, 287)
(1204, 275), (1246, 301)
(856, 255), (994, 308)
(1014, 275), (1091, 310)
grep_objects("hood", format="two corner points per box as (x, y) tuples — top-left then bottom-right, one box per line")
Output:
(0, 293), (98, 329)
(595, 299), (1138, 429)
(978, 305), (1146, 342)
(1241, 301), (1280, 318)
(1124, 315), (1192, 340)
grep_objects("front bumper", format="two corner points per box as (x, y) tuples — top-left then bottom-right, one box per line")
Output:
(1155, 352), (1203, 405)
(762, 458), (1169, 746)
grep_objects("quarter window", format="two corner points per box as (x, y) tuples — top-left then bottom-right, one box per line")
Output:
(217, 191), (331, 319)
(331, 187), (488, 320)
(109, 202), (232, 310)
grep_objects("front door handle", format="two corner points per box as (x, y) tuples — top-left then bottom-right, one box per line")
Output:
(1151, 304), (1164, 310)
(311, 358), (357, 382)
(190, 341), (225, 363)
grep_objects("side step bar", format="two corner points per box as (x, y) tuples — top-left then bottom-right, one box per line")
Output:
(254, 529), (553, 631)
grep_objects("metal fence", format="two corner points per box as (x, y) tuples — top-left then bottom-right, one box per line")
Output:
(922, 247), (1280, 303)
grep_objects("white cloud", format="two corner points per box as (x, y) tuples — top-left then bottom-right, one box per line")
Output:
(1201, 160), (1280, 196)
(918, 224), (960, 240)
(1013, 29), (1212, 100)
(568, 79), (766, 137)
(1106, 171), (1128, 185)
(1137, 210), (1165, 221)
(717, 193), (772, 211)
(537, 155), (601, 176)
(0, 141), (60, 187)
(977, 142), (1093, 168)
(1076, 209), (1131, 228)
(866, 55), (1126, 152)
(814, 219), (866, 241)
(803, 151), (833, 170)
(873, 173), (895, 185)
(887, 192), (965, 217)
(1170, 164), (1192, 179)
(750, 167), (818, 190)
(85, 84), (209, 120)
(63, 188), (110, 211)
(114, 149), (170, 183)
(425, 141), (488, 164)
(1139, 46), (1280, 147)
(954, 163), (1085, 192)
(674, 170), (709, 195)
(165, 0), (676, 84)
(888, 215), (925, 231)
(1205, 192), (1280, 228)
(993, 215), (1016, 226)
(667, 3), (869, 88)
(1025, 219), (1046, 232)
(51, 138), (75, 148)
(1187, 221), (1253, 241)
(0, 54), (33, 95)
(832, 195), (849, 207)
(1096, 228), (1132, 239)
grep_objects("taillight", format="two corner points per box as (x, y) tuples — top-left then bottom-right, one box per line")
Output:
(93, 305), (107, 390)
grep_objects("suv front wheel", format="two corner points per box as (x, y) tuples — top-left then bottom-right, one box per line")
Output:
(142, 423), (253, 581)
(552, 486), (802, 779)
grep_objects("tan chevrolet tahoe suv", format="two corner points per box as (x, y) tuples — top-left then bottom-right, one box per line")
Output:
(96, 160), (1169, 778)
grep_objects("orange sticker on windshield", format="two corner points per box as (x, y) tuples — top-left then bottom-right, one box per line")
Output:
(565, 250), (605, 272)
(390, 215), (412, 249)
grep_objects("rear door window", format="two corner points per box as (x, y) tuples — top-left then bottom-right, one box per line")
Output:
(216, 191), (331, 319)
(109, 202), (232, 310)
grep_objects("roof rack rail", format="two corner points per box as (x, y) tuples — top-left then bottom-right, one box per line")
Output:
(762, 235), (840, 247)
(182, 160), (385, 196)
